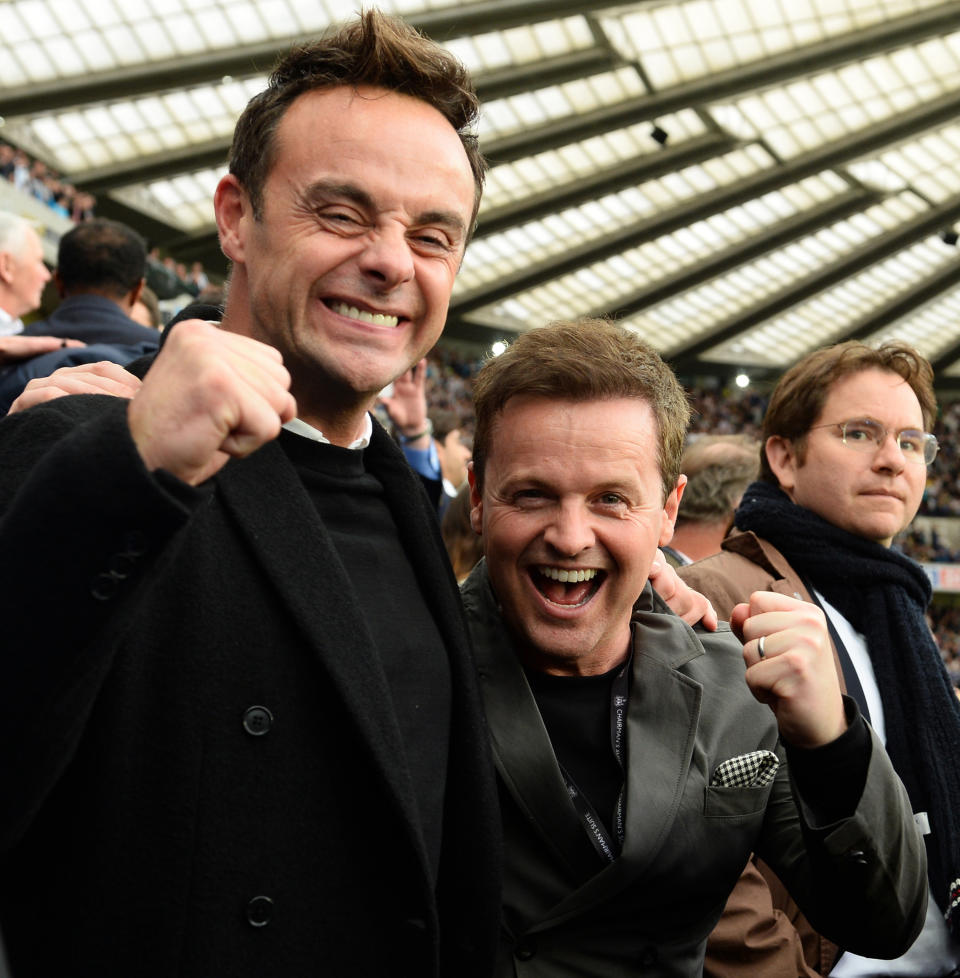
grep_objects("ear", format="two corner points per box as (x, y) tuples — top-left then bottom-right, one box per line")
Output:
(0, 250), (14, 286)
(126, 277), (145, 310)
(765, 435), (799, 495)
(214, 173), (251, 264)
(658, 474), (686, 548)
(50, 269), (68, 299)
(467, 461), (483, 537)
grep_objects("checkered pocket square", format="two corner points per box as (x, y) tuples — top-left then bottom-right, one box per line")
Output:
(710, 750), (779, 788)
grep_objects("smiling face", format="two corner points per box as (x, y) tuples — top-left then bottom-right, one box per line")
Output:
(216, 84), (476, 436)
(766, 368), (928, 546)
(470, 395), (683, 676)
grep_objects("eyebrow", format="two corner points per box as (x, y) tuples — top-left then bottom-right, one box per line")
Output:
(303, 180), (468, 239)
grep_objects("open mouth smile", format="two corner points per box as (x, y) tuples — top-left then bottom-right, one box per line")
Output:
(326, 299), (401, 328)
(532, 566), (604, 608)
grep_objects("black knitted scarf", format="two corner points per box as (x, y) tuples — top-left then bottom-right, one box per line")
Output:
(735, 480), (960, 937)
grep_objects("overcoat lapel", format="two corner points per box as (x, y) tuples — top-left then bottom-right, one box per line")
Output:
(214, 436), (426, 859)
(363, 422), (470, 672)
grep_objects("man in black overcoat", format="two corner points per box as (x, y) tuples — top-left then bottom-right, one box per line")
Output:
(0, 13), (500, 977)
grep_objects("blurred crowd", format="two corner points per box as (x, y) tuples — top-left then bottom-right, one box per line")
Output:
(0, 141), (96, 223)
(928, 605), (960, 687)
(1, 140), (217, 315)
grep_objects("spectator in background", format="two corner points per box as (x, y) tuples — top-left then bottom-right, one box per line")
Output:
(24, 218), (159, 347)
(441, 483), (483, 582)
(0, 218), (159, 412)
(0, 212), (51, 336)
(130, 284), (162, 330)
(10, 151), (30, 194)
(26, 160), (51, 205)
(682, 340), (960, 976)
(189, 261), (209, 293)
(662, 434), (760, 567)
(70, 191), (95, 222)
(381, 361), (472, 517)
(0, 145), (15, 182)
(426, 408), (472, 513)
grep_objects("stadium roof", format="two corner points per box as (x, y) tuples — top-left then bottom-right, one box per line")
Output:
(5, 0), (960, 385)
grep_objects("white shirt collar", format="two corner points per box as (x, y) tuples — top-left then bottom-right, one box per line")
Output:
(282, 412), (373, 450)
(0, 307), (24, 336)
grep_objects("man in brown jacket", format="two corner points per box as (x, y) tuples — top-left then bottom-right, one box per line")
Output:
(683, 341), (960, 978)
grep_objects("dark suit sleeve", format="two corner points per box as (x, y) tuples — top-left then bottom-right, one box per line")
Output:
(0, 396), (205, 851)
(756, 723), (928, 960)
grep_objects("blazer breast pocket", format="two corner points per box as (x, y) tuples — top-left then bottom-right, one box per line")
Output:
(702, 749), (779, 818)
(703, 781), (774, 818)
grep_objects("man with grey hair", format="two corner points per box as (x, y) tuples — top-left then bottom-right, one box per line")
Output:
(663, 434), (760, 567)
(0, 212), (51, 335)
(0, 212), (90, 388)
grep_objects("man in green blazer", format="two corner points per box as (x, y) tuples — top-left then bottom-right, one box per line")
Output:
(462, 318), (928, 978)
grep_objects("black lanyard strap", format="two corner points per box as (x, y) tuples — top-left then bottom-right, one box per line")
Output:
(559, 656), (631, 863)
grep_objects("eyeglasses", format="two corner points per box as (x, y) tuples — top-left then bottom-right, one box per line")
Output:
(808, 418), (939, 465)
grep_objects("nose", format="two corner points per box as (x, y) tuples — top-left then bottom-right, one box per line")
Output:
(358, 226), (415, 291)
(543, 500), (596, 558)
(872, 431), (907, 472)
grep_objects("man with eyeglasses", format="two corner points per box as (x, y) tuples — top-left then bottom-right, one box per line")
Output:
(681, 340), (960, 978)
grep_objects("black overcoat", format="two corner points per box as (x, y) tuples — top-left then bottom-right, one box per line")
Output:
(0, 392), (500, 978)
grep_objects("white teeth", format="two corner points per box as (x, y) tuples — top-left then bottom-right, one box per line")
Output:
(330, 302), (399, 328)
(539, 567), (598, 583)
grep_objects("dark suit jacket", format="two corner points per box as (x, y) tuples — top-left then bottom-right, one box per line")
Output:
(0, 393), (500, 977)
(0, 340), (158, 413)
(25, 293), (162, 346)
(461, 561), (926, 978)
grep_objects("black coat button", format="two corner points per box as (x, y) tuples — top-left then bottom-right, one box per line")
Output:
(846, 849), (869, 866)
(91, 573), (119, 601)
(108, 552), (136, 579)
(246, 895), (274, 927)
(242, 706), (273, 736)
(514, 940), (536, 961)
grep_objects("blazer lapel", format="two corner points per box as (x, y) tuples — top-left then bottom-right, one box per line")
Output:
(529, 601), (705, 929)
(214, 438), (424, 845)
(619, 609), (703, 871)
(463, 563), (603, 883)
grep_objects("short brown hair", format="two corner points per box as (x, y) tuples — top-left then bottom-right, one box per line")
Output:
(677, 435), (759, 525)
(471, 319), (690, 502)
(760, 340), (937, 483)
(229, 10), (485, 228)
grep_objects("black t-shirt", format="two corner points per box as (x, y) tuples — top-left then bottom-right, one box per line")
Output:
(526, 661), (626, 838)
